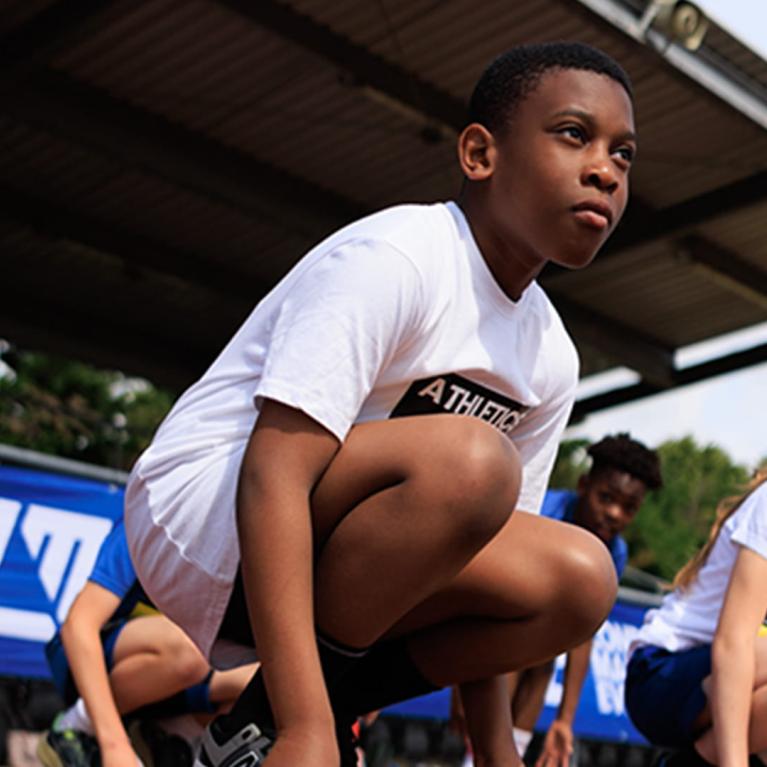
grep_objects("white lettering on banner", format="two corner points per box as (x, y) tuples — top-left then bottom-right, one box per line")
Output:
(541, 619), (640, 718)
(591, 619), (640, 717)
(543, 653), (566, 707)
(21, 505), (112, 623)
(0, 498), (22, 563)
(0, 606), (56, 641)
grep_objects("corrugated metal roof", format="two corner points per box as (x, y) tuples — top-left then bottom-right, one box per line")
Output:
(1, 0), (765, 406)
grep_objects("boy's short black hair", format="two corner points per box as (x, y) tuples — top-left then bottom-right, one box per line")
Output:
(468, 41), (633, 134)
(587, 433), (663, 491)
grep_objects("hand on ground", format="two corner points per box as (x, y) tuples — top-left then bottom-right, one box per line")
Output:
(534, 719), (574, 767)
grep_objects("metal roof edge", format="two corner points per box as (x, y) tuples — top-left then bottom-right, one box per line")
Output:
(573, 0), (767, 130)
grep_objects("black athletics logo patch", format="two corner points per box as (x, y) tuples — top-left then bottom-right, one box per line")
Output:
(390, 374), (529, 435)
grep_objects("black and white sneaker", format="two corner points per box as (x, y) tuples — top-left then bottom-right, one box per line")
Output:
(193, 722), (273, 767)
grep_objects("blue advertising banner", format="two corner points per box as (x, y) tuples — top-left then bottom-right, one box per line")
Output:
(385, 597), (651, 745)
(0, 464), (124, 678)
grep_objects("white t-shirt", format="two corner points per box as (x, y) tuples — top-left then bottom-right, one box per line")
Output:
(633, 482), (767, 654)
(125, 201), (578, 661)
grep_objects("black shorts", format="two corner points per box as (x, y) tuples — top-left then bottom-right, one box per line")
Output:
(218, 569), (255, 647)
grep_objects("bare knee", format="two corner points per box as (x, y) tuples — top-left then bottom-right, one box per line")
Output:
(555, 530), (617, 641)
(161, 631), (209, 687)
(425, 417), (521, 546)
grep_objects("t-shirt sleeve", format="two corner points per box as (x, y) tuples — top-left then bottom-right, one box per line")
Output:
(88, 519), (138, 600)
(510, 383), (576, 515)
(254, 238), (426, 441)
(729, 483), (767, 562)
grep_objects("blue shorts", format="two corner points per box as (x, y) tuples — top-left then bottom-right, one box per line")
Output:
(46, 619), (129, 705)
(624, 643), (711, 748)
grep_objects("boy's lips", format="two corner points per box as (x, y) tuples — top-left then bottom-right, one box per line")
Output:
(571, 199), (613, 230)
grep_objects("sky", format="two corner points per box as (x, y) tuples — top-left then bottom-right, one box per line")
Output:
(694, 0), (767, 59)
(568, 323), (767, 469)
(567, 1), (767, 470)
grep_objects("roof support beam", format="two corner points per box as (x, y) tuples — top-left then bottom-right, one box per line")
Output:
(216, 0), (466, 134)
(571, 341), (767, 422)
(606, 170), (767, 255)
(0, 184), (260, 304)
(676, 235), (767, 312)
(551, 293), (676, 388)
(7, 71), (366, 239)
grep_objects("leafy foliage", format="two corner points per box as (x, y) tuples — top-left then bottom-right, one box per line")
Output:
(551, 436), (751, 581)
(548, 438), (590, 490)
(625, 438), (750, 579)
(0, 347), (173, 471)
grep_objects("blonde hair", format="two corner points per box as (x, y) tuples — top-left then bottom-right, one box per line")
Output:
(673, 468), (767, 591)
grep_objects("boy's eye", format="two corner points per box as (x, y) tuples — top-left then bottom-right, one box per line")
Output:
(614, 145), (635, 163)
(560, 125), (586, 142)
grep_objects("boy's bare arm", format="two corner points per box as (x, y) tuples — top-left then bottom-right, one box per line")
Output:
(460, 675), (522, 767)
(60, 582), (136, 766)
(236, 399), (341, 760)
(535, 638), (592, 767)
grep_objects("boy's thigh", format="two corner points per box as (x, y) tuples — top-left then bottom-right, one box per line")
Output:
(111, 614), (198, 664)
(391, 512), (615, 633)
(311, 414), (520, 543)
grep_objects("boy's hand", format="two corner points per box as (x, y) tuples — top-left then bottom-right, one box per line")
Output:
(534, 719), (573, 767)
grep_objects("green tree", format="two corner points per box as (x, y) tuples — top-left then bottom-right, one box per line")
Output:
(626, 437), (749, 580)
(548, 438), (590, 490)
(0, 347), (173, 471)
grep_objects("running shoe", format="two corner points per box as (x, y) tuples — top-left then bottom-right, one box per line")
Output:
(336, 715), (362, 767)
(193, 721), (273, 767)
(192, 717), (359, 767)
(36, 726), (100, 767)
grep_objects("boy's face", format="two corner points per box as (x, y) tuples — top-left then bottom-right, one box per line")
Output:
(574, 468), (647, 543)
(481, 68), (635, 270)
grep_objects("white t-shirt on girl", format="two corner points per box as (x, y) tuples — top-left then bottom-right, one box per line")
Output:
(634, 482), (767, 654)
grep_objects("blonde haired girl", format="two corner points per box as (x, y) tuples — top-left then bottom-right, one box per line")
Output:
(625, 469), (767, 767)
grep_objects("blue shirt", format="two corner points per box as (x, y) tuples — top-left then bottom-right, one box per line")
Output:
(541, 489), (628, 578)
(87, 518), (148, 622)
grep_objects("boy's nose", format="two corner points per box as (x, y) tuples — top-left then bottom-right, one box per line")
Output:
(582, 160), (619, 193)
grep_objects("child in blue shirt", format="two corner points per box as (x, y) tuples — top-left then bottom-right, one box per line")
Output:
(40, 519), (256, 767)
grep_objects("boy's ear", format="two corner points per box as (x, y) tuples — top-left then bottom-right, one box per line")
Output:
(457, 123), (496, 181)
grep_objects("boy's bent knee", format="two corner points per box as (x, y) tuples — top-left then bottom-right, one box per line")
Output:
(557, 531), (617, 637)
(425, 417), (520, 544)
(162, 632), (209, 686)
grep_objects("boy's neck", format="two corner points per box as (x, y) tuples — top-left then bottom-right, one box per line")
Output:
(458, 194), (546, 302)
